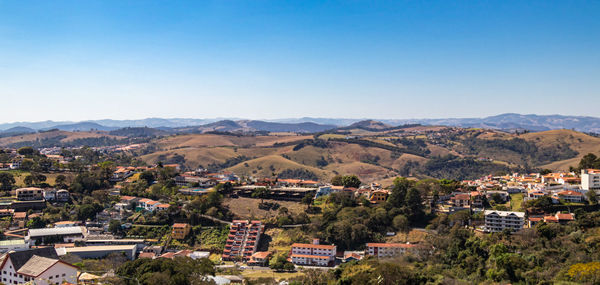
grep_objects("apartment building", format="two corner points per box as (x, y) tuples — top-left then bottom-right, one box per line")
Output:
(484, 210), (525, 233)
(222, 220), (263, 262)
(366, 243), (424, 258)
(290, 239), (336, 267)
(16, 187), (44, 201)
(581, 169), (600, 191)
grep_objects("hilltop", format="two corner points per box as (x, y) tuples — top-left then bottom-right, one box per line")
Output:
(1, 121), (598, 182)
(136, 126), (600, 182)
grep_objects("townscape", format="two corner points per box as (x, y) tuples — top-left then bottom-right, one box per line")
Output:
(2, 1), (600, 284)
(0, 123), (599, 284)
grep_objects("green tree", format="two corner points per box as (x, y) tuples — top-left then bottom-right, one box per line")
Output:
(404, 188), (424, 223)
(587, 190), (598, 205)
(55, 174), (68, 188)
(578, 153), (600, 170)
(0, 172), (15, 190)
(26, 216), (47, 229)
(301, 193), (313, 209)
(17, 147), (35, 156)
(139, 170), (155, 185)
(20, 160), (34, 171)
(387, 177), (413, 208)
(331, 175), (343, 186)
(341, 175), (361, 188)
(392, 214), (409, 233)
(109, 220), (123, 235)
(251, 187), (270, 203)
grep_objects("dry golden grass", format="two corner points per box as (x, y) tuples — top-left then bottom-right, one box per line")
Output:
(226, 155), (331, 180)
(520, 129), (600, 170)
(0, 130), (123, 146)
(223, 197), (308, 220)
(156, 134), (311, 149)
(385, 229), (430, 244)
(240, 270), (304, 280)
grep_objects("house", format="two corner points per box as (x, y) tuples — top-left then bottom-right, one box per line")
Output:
(9, 160), (21, 170)
(120, 196), (139, 206)
(450, 193), (470, 207)
(15, 187), (44, 201)
(0, 209), (14, 218)
(43, 189), (57, 201)
(111, 167), (134, 182)
(172, 223), (191, 240)
(26, 226), (87, 245)
(222, 220), (263, 262)
(485, 190), (509, 202)
(366, 243), (425, 258)
(290, 239), (336, 267)
(156, 203), (171, 211)
(247, 251), (271, 266)
(342, 251), (364, 262)
(484, 210), (525, 233)
(56, 189), (70, 202)
(554, 190), (584, 203)
(369, 190), (389, 204)
(13, 212), (27, 228)
(544, 212), (575, 224)
(470, 191), (484, 208)
(0, 247), (78, 285)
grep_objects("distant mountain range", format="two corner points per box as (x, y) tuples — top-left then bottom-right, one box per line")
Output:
(1, 113), (600, 134)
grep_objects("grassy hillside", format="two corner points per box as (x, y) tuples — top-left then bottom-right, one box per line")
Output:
(131, 128), (600, 181)
(0, 130), (124, 148)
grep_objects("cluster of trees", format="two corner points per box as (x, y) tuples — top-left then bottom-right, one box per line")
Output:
(423, 155), (512, 180)
(576, 152), (600, 170)
(460, 137), (578, 165)
(331, 175), (361, 188)
(115, 256), (215, 285)
(277, 168), (319, 180)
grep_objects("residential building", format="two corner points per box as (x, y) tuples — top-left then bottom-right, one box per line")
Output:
(290, 239), (336, 267)
(43, 189), (57, 201)
(554, 190), (584, 203)
(369, 190), (389, 204)
(247, 251), (271, 266)
(484, 210), (525, 233)
(56, 189), (70, 202)
(16, 187), (44, 201)
(222, 220), (264, 262)
(171, 223), (191, 240)
(366, 243), (425, 258)
(581, 169), (600, 191)
(0, 247), (78, 285)
(56, 245), (137, 260)
(26, 226), (87, 245)
(450, 193), (470, 207)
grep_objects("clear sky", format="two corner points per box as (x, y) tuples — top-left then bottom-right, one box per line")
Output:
(0, 0), (599, 122)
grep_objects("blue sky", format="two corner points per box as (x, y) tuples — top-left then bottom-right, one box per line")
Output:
(0, 0), (599, 122)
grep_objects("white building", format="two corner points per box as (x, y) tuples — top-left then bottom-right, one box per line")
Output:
(581, 169), (600, 191)
(290, 240), (336, 267)
(484, 210), (525, 233)
(26, 226), (87, 245)
(0, 247), (78, 285)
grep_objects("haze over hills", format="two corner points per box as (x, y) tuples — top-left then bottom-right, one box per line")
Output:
(1, 113), (600, 134)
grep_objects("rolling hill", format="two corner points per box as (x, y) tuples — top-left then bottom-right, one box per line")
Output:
(135, 126), (600, 182)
